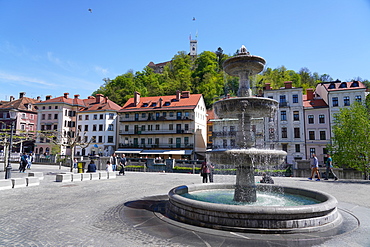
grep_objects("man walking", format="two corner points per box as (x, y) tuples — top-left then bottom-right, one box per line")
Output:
(325, 154), (338, 180)
(308, 153), (321, 181)
(110, 153), (117, 171)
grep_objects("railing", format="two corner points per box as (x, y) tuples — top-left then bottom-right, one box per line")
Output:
(119, 129), (194, 135)
(118, 143), (194, 149)
(212, 131), (236, 137)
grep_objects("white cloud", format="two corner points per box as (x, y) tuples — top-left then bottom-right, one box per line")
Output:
(94, 66), (109, 75)
(0, 71), (55, 87)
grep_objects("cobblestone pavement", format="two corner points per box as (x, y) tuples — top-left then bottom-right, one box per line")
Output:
(0, 164), (369, 247)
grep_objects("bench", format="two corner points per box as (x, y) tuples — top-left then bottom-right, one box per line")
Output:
(0, 179), (13, 190)
(11, 178), (27, 188)
(107, 171), (116, 179)
(81, 173), (90, 181)
(56, 174), (72, 182)
(28, 172), (44, 180)
(72, 173), (82, 182)
(99, 172), (108, 180)
(90, 172), (99, 180)
(26, 177), (40, 187)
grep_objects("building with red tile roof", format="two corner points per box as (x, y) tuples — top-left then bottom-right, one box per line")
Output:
(117, 90), (207, 160)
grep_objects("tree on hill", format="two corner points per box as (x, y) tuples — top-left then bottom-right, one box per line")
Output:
(329, 102), (370, 179)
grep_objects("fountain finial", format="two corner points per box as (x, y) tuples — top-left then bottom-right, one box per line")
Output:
(239, 45), (250, 55)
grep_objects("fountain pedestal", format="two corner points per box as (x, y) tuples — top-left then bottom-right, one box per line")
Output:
(234, 165), (256, 202)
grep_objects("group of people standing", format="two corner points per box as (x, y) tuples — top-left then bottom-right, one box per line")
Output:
(200, 159), (214, 183)
(106, 153), (126, 175)
(19, 152), (33, 173)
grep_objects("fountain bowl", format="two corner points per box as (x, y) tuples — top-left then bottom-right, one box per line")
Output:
(213, 97), (278, 119)
(223, 55), (266, 76)
(167, 183), (342, 233)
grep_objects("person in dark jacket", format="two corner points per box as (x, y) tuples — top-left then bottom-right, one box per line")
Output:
(87, 160), (97, 173)
(260, 172), (274, 184)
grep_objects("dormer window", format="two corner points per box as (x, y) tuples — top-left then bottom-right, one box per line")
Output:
(164, 101), (171, 106)
(351, 81), (359, 87)
(151, 102), (157, 107)
(328, 83), (336, 89)
(339, 82), (347, 88)
(142, 103), (148, 107)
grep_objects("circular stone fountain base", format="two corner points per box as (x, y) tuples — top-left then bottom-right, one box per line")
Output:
(167, 183), (342, 234)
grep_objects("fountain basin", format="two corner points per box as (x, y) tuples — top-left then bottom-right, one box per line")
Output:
(213, 97), (278, 119)
(167, 183), (342, 233)
(208, 148), (287, 167)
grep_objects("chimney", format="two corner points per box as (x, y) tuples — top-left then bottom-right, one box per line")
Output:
(74, 94), (80, 99)
(306, 88), (314, 100)
(284, 81), (292, 89)
(64, 93), (69, 99)
(46, 95), (52, 100)
(134, 91), (140, 106)
(159, 98), (163, 107)
(176, 90), (181, 101)
(96, 94), (103, 103)
(105, 96), (108, 103)
(19, 92), (25, 98)
(36, 96), (41, 101)
(265, 83), (271, 90)
(9, 96), (14, 102)
(182, 91), (190, 98)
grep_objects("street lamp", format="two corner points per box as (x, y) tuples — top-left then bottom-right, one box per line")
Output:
(5, 109), (17, 179)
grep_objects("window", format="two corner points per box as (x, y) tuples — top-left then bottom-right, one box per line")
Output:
(125, 113), (129, 118)
(295, 144), (300, 152)
(155, 124), (160, 130)
(78, 115), (82, 120)
(169, 112), (174, 117)
(230, 139), (235, 147)
(282, 144), (288, 152)
(332, 97), (338, 107)
(100, 114), (104, 119)
(279, 95), (286, 103)
(294, 128), (300, 138)
(184, 137), (189, 145)
(135, 113), (139, 121)
(85, 115), (89, 120)
(293, 111), (299, 121)
(163, 112), (167, 118)
(309, 131), (315, 140)
(156, 112), (160, 119)
(141, 138), (145, 145)
(141, 125), (145, 131)
(169, 124), (173, 130)
(54, 114), (58, 119)
(98, 136), (103, 142)
(148, 138), (153, 144)
(344, 96), (350, 106)
(107, 136), (114, 143)
(282, 127), (287, 138)
(141, 113), (146, 118)
(99, 124), (103, 131)
(93, 114), (98, 120)
(320, 131), (326, 140)
(124, 125), (129, 131)
(41, 114), (45, 120)
(185, 124), (189, 131)
(109, 113), (114, 119)
(168, 138), (173, 144)
(84, 125), (88, 131)
(319, 115), (325, 123)
(308, 115), (314, 124)
(48, 114), (52, 120)
(223, 139), (227, 148)
(108, 124), (114, 131)
(55, 106), (58, 109)
(148, 125), (153, 131)
(292, 94), (298, 103)
(281, 111), (287, 121)
(177, 112), (182, 120)
(93, 125), (97, 131)
(310, 148), (316, 157)
(356, 95), (362, 102)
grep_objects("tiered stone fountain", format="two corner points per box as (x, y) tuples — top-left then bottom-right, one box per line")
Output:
(167, 46), (342, 233)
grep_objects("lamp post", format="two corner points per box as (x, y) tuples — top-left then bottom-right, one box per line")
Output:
(5, 109), (17, 179)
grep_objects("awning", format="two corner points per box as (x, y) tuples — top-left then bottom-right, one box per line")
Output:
(140, 150), (193, 155)
(115, 148), (143, 154)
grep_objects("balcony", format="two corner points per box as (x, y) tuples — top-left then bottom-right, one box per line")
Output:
(118, 143), (194, 149)
(119, 129), (194, 135)
(212, 131), (236, 137)
(279, 102), (289, 107)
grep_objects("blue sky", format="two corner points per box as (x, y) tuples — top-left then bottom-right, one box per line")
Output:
(1, 0), (369, 102)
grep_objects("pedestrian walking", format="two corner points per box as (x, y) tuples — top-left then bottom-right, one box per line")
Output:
(73, 158), (78, 169)
(26, 153), (33, 169)
(208, 163), (215, 183)
(325, 154), (338, 180)
(110, 153), (117, 171)
(308, 153), (321, 181)
(19, 152), (28, 173)
(200, 159), (210, 183)
(119, 154), (127, 175)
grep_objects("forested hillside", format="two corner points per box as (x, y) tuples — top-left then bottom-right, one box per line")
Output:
(93, 48), (368, 108)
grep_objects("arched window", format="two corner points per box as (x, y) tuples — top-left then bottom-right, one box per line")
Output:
(328, 83), (336, 89)
(39, 147), (43, 154)
(339, 82), (347, 88)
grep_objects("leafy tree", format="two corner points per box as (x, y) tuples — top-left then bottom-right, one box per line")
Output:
(329, 102), (370, 179)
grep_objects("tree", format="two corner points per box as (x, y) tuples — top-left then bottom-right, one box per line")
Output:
(40, 130), (94, 172)
(329, 102), (370, 179)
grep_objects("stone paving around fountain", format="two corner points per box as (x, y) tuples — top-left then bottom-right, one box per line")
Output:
(0, 164), (369, 246)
